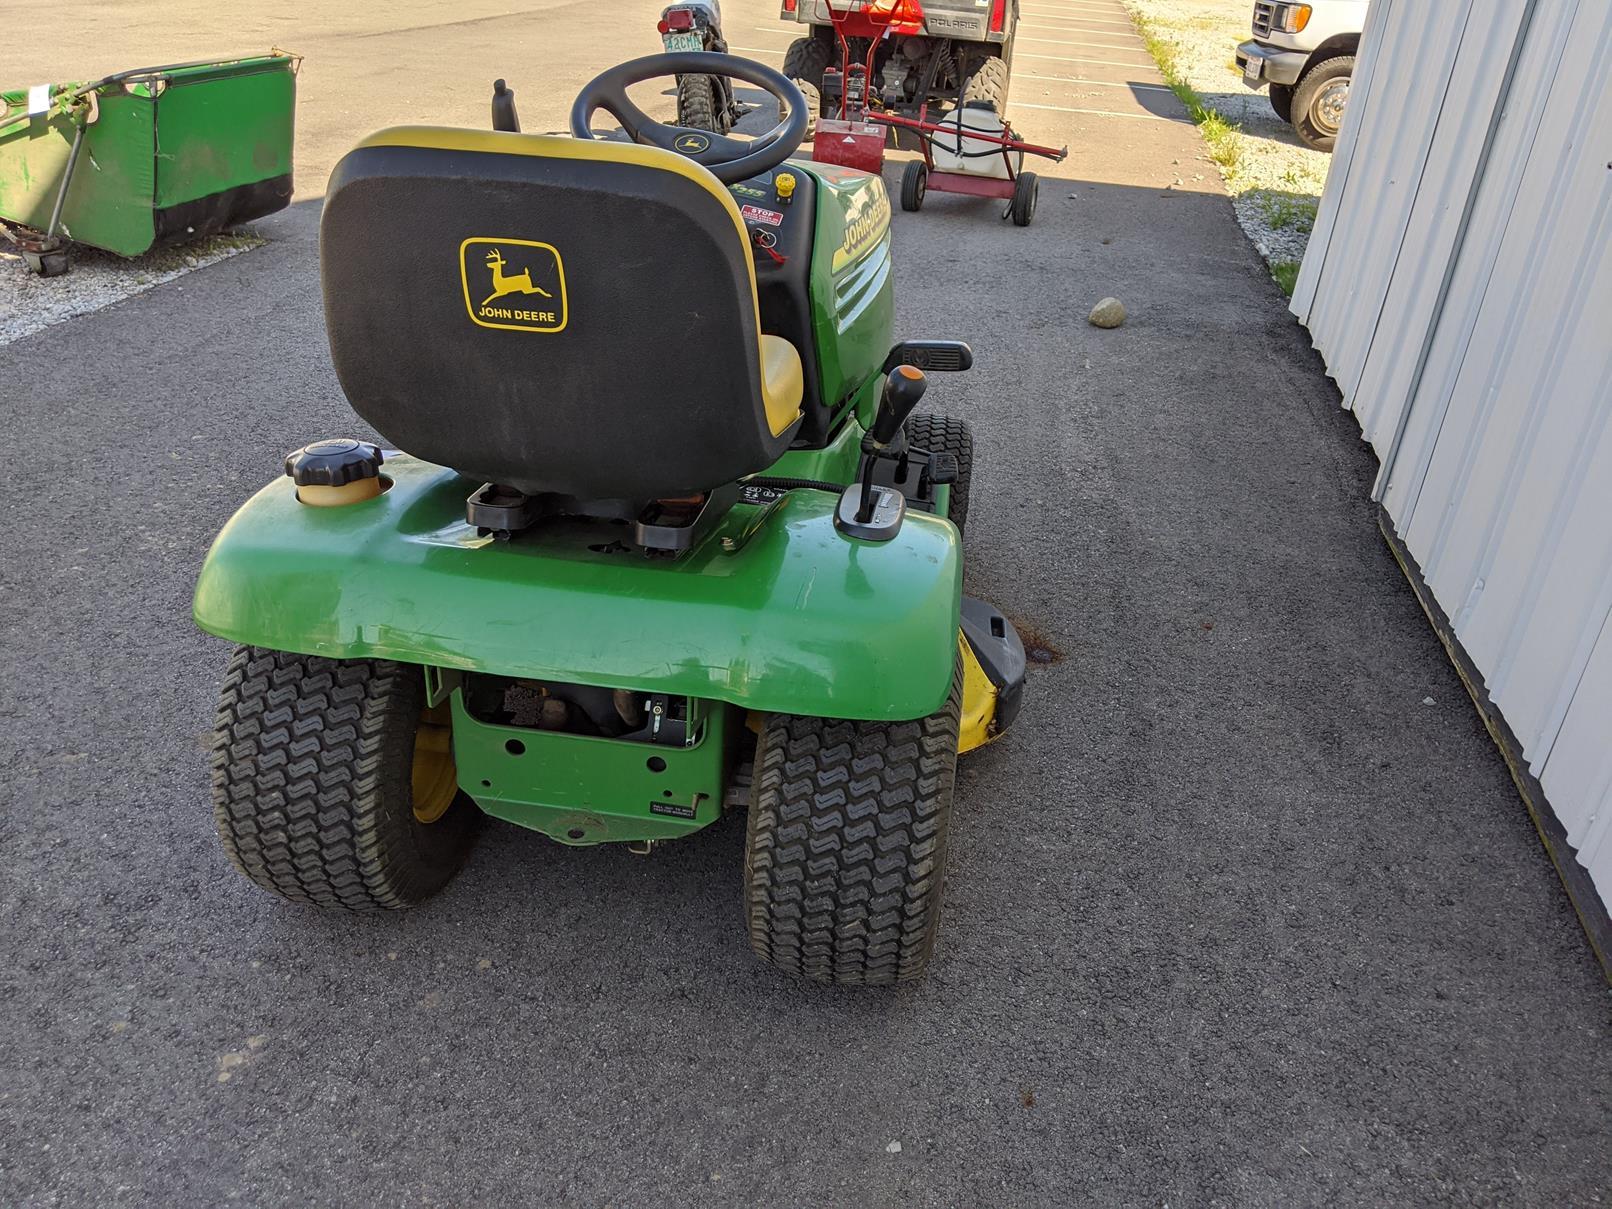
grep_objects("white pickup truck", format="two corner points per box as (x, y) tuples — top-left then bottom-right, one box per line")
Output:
(1235, 0), (1368, 151)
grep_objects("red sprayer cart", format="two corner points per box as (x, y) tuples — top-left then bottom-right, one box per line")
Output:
(808, 0), (1067, 226)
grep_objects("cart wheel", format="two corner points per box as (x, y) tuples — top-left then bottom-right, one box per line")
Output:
(744, 664), (962, 986)
(900, 160), (928, 212)
(211, 647), (478, 910)
(1010, 171), (1039, 227)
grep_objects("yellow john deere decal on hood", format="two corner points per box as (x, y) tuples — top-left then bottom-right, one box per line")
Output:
(831, 185), (891, 275)
(461, 237), (568, 332)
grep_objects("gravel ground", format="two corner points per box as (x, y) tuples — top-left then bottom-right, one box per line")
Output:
(1121, 0), (1336, 275)
(0, 231), (264, 346)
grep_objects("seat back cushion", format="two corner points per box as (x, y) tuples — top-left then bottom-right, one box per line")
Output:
(320, 127), (796, 499)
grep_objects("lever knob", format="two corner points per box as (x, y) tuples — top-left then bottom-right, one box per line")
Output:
(870, 364), (928, 447)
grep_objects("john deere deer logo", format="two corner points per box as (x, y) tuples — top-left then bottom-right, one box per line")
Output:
(459, 237), (569, 333)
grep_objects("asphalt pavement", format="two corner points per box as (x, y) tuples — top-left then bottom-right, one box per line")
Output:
(2, 2), (1609, 1205)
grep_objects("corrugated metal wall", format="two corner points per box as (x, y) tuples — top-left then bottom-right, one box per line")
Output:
(1293, 0), (1612, 911)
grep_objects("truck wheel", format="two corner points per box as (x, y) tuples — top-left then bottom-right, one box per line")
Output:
(676, 74), (723, 133)
(1291, 56), (1353, 152)
(744, 668), (962, 986)
(1268, 82), (1294, 123)
(782, 36), (835, 89)
(905, 412), (972, 533)
(1009, 170), (1039, 227)
(211, 647), (477, 910)
(961, 54), (1010, 113)
(900, 160), (928, 211)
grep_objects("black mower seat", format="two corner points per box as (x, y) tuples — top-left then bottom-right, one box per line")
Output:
(320, 127), (803, 501)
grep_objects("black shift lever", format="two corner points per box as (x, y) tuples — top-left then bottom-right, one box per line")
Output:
(492, 79), (521, 132)
(870, 364), (928, 448)
(857, 365), (929, 522)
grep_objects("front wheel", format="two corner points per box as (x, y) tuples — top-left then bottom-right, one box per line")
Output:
(676, 73), (724, 133)
(744, 669), (962, 986)
(211, 647), (478, 910)
(905, 412), (973, 533)
(900, 160), (928, 211)
(1009, 171), (1039, 227)
(1291, 56), (1353, 152)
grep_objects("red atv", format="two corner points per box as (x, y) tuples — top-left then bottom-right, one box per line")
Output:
(779, 0), (1020, 120)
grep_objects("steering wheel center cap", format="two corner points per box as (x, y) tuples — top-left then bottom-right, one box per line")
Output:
(674, 132), (712, 154)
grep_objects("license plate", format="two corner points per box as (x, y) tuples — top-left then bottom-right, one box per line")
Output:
(662, 31), (703, 52)
(1243, 56), (1263, 84)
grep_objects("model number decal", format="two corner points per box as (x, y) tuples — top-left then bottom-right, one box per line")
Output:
(649, 800), (697, 820)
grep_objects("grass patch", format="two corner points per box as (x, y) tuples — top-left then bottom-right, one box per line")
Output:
(1270, 260), (1301, 296)
(1256, 191), (1318, 232)
(1133, 15), (1245, 179)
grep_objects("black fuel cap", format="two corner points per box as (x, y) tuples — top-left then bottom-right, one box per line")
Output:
(285, 439), (384, 487)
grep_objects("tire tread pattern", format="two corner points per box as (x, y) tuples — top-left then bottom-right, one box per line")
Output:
(210, 647), (472, 911)
(905, 413), (974, 533)
(744, 668), (962, 985)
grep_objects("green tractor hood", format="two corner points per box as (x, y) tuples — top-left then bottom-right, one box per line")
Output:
(193, 456), (961, 722)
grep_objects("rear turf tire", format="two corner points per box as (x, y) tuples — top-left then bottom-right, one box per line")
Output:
(1010, 170), (1039, 227)
(905, 412), (973, 533)
(676, 74), (722, 133)
(900, 160), (928, 211)
(961, 54), (1010, 113)
(211, 647), (477, 910)
(744, 667), (962, 986)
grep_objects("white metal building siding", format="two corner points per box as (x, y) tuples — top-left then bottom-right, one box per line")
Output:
(1293, 0), (1612, 909)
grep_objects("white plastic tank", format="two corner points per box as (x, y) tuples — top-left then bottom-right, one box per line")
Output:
(930, 103), (1022, 179)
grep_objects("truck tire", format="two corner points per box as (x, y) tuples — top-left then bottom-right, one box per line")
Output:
(782, 36), (835, 89)
(905, 412), (973, 533)
(1291, 55), (1353, 152)
(961, 54), (1010, 113)
(1268, 82), (1294, 123)
(211, 647), (477, 910)
(744, 666), (962, 986)
(676, 74), (723, 133)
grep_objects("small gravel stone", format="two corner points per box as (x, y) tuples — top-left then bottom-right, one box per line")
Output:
(1088, 297), (1127, 329)
(886, 1140), (902, 1154)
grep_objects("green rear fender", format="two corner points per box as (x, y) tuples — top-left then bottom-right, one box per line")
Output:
(193, 457), (962, 722)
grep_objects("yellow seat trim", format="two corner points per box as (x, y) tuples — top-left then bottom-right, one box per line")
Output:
(760, 335), (804, 436)
(355, 127), (795, 435)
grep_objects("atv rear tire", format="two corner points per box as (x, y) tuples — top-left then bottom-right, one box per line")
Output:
(1009, 170), (1039, 227)
(905, 412), (973, 533)
(677, 74), (724, 134)
(211, 647), (477, 910)
(783, 36), (835, 89)
(796, 78), (822, 142)
(744, 668), (963, 986)
(900, 160), (928, 211)
(962, 54), (1010, 113)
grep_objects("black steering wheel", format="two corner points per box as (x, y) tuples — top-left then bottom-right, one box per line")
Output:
(570, 53), (809, 185)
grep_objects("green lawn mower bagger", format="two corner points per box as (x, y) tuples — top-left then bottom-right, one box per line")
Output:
(193, 52), (1025, 986)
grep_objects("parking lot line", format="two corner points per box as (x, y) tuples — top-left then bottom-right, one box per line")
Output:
(1015, 51), (1162, 71)
(1014, 99), (1178, 121)
(1017, 72), (1172, 92)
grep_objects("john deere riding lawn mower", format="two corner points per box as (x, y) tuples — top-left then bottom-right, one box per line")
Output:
(194, 53), (1025, 986)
